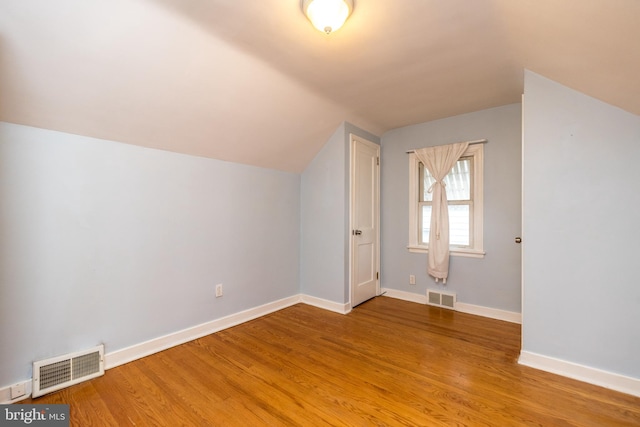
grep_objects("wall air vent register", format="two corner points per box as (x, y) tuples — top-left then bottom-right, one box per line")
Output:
(32, 345), (104, 398)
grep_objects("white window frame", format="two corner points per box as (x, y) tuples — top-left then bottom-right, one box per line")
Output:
(408, 143), (485, 258)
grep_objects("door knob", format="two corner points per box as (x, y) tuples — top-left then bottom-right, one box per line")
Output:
(515, 237), (522, 244)
(353, 230), (362, 236)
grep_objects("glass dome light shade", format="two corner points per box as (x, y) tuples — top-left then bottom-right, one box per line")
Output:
(303, 0), (353, 34)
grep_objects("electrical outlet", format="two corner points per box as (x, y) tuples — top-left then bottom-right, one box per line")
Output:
(10, 382), (26, 399)
(409, 275), (416, 285)
(215, 284), (223, 298)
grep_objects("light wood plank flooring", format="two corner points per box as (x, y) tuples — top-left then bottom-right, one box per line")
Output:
(23, 297), (640, 426)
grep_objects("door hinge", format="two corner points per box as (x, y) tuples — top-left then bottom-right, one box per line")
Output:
(376, 157), (379, 166)
(376, 272), (379, 280)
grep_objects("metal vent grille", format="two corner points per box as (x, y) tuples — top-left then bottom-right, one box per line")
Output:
(39, 360), (71, 390)
(428, 291), (441, 305)
(73, 352), (101, 380)
(441, 294), (455, 309)
(33, 345), (104, 398)
(427, 289), (456, 310)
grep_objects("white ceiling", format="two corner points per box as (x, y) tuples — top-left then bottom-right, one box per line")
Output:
(1, 0), (638, 172)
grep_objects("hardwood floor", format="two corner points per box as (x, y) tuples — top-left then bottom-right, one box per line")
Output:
(22, 297), (640, 426)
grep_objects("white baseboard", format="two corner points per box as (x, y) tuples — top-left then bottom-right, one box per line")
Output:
(455, 302), (521, 324)
(300, 294), (351, 314)
(381, 288), (521, 324)
(380, 288), (427, 304)
(519, 351), (640, 398)
(105, 294), (302, 369)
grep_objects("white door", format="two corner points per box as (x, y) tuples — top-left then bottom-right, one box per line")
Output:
(350, 135), (380, 307)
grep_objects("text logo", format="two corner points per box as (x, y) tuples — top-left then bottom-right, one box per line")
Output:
(1, 405), (69, 426)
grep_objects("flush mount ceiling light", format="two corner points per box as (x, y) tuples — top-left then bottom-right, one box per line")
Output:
(302, 0), (354, 34)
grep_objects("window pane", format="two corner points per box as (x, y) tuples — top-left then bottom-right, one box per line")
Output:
(420, 205), (432, 244)
(449, 204), (470, 246)
(446, 159), (471, 201)
(420, 204), (470, 246)
(421, 158), (471, 202)
(421, 166), (436, 202)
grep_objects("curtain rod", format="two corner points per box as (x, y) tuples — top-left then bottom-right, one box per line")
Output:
(406, 139), (487, 154)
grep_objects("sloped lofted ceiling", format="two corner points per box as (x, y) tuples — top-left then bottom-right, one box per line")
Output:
(1, 0), (638, 172)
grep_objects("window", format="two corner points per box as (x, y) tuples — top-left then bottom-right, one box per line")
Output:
(408, 144), (484, 258)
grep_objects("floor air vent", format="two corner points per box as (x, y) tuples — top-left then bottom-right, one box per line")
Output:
(33, 345), (104, 398)
(427, 289), (456, 310)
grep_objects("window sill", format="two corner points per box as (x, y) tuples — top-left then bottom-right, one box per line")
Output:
(407, 245), (485, 259)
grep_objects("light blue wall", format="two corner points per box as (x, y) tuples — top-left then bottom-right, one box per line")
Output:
(300, 124), (347, 302)
(300, 122), (380, 304)
(0, 122), (300, 387)
(522, 71), (640, 378)
(381, 104), (522, 312)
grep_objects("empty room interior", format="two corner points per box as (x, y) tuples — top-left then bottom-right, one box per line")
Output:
(1, 0), (639, 425)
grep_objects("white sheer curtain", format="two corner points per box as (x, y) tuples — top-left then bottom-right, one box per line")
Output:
(414, 142), (469, 283)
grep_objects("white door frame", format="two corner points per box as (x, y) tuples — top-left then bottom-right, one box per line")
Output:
(520, 94), (526, 350)
(349, 133), (380, 308)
